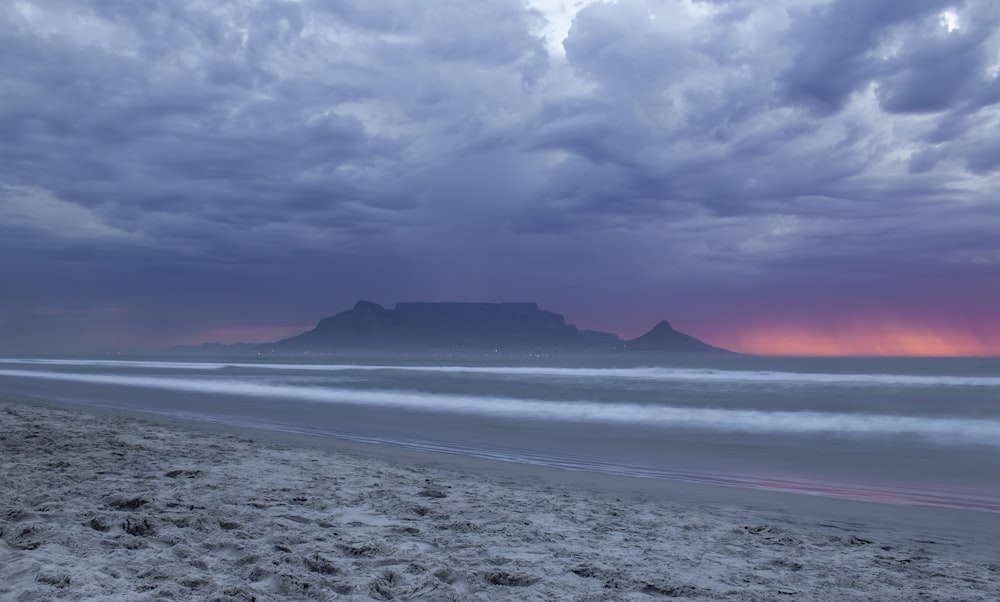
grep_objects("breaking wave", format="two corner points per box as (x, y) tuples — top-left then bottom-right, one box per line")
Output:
(2, 367), (998, 447)
(3, 358), (999, 387)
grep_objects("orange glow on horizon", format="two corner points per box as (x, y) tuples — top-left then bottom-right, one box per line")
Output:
(715, 319), (1000, 357)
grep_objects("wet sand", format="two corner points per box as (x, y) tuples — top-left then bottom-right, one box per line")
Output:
(2, 399), (998, 601)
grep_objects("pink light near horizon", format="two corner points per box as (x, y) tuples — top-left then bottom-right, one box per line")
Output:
(712, 318), (1000, 357)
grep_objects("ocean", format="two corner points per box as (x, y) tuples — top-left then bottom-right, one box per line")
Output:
(2, 355), (998, 513)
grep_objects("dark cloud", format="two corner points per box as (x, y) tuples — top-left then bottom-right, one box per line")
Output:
(1, 0), (999, 353)
(877, 3), (1000, 114)
(779, 0), (954, 114)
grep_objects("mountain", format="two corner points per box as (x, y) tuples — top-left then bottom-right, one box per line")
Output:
(265, 300), (729, 355)
(274, 300), (584, 352)
(620, 320), (727, 353)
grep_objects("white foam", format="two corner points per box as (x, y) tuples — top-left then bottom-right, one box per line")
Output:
(3, 358), (999, 387)
(3, 368), (998, 447)
(0, 358), (225, 370)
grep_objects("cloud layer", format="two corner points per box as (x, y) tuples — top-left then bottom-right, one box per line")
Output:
(2, 0), (999, 353)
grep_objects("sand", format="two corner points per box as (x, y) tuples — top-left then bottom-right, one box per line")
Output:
(1, 399), (998, 601)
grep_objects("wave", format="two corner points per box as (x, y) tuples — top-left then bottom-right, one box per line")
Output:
(3, 368), (998, 447)
(3, 358), (999, 387)
(0, 358), (224, 370)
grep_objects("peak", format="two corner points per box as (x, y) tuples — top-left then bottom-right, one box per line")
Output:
(353, 300), (385, 312)
(624, 318), (723, 353)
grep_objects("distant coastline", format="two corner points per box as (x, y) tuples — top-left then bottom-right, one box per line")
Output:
(172, 300), (733, 357)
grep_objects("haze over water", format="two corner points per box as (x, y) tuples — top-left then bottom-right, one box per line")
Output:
(2, 355), (999, 513)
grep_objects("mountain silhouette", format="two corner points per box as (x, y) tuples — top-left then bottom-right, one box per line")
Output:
(264, 300), (729, 355)
(621, 320), (727, 353)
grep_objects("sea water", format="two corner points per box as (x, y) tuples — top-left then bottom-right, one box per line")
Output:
(1, 355), (998, 512)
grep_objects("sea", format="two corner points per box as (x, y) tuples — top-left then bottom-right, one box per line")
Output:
(1, 355), (998, 513)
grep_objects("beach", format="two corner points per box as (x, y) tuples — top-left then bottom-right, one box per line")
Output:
(2, 398), (998, 601)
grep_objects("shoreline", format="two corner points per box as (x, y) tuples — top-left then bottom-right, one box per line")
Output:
(13, 392), (1000, 526)
(2, 397), (999, 600)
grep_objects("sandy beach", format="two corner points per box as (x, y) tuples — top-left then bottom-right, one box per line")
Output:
(2, 399), (998, 601)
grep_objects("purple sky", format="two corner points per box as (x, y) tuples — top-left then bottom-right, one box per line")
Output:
(2, 0), (999, 355)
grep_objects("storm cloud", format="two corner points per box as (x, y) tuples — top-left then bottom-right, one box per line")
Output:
(1, 0), (998, 353)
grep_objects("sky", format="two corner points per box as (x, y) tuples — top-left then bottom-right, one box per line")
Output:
(2, 0), (999, 356)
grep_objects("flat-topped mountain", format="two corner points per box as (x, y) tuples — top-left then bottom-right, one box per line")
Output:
(266, 300), (729, 355)
(275, 300), (584, 351)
